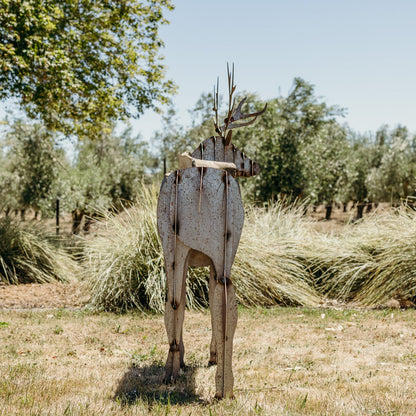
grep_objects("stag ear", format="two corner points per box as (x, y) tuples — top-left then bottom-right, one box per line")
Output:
(225, 130), (233, 146)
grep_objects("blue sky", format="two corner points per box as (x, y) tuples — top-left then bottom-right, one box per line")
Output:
(132, 0), (416, 140)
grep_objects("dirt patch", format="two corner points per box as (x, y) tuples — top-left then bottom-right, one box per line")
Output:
(0, 281), (90, 310)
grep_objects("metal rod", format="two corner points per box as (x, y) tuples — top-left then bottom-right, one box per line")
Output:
(56, 198), (60, 236)
(173, 171), (179, 304)
(223, 171), (229, 396)
(199, 168), (203, 213)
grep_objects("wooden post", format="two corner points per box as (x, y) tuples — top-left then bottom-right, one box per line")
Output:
(163, 157), (167, 176)
(56, 198), (60, 236)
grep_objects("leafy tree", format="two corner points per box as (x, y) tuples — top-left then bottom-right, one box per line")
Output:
(153, 105), (186, 172)
(154, 95), (219, 173)
(0, 121), (65, 218)
(301, 123), (349, 210)
(234, 78), (344, 202)
(0, 149), (19, 215)
(0, 0), (175, 136)
(366, 126), (415, 203)
(64, 126), (153, 232)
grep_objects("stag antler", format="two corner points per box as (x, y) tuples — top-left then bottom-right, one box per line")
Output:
(224, 97), (268, 130)
(213, 64), (267, 145)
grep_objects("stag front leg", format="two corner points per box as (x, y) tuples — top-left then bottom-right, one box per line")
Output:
(164, 239), (189, 383)
(212, 277), (238, 399)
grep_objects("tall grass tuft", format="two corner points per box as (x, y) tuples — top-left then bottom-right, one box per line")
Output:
(233, 202), (321, 307)
(84, 186), (209, 312)
(84, 186), (416, 311)
(85, 188), (321, 312)
(0, 217), (78, 284)
(317, 210), (416, 306)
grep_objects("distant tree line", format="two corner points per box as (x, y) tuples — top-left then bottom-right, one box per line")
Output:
(0, 122), (158, 232)
(156, 78), (416, 217)
(1, 78), (415, 229)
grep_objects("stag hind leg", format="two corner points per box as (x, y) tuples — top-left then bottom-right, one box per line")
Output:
(164, 238), (190, 383)
(211, 262), (238, 399)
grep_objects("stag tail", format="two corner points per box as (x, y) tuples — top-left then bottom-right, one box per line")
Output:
(213, 64), (267, 145)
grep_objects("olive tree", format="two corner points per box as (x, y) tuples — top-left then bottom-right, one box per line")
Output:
(0, 121), (65, 218)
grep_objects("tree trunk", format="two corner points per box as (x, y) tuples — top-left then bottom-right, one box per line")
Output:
(72, 209), (84, 234)
(83, 212), (95, 233)
(343, 202), (348, 213)
(20, 209), (26, 221)
(356, 203), (366, 220)
(325, 204), (332, 221)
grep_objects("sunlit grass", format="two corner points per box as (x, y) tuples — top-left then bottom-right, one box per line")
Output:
(0, 217), (78, 285)
(83, 187), (416, 310)
(1, 308), (415, 415)
(316, 210), (416, 305)
(84, 188), (322, 312)
(83, 186), (209, 312)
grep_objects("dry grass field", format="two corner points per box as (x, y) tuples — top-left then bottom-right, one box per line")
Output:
(1, 304), (416, 415)
(1, 202), (416, 415)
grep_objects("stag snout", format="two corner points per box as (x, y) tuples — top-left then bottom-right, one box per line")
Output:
(252, 161), (260, 176)
(235, 160), (260, 177)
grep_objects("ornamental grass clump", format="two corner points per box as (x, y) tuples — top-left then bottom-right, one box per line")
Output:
(85, 189), (321, 312)
(84, 186), (209, 312)
(316, 209), (416, 306)
(233, 202), (321, 307)
(0, 217), (77, 284)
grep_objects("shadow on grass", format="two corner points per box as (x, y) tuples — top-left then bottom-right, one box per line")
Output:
(114, 362), (203, 407)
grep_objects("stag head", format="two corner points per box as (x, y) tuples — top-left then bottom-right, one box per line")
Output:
(213, 64), (267, 145)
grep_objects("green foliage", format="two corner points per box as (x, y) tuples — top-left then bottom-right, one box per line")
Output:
(234, 78), (344, 202)
(335, 132), (372, 203)
(63, 126), (152, 214)
(301, 123), (349, 205)
(0, 0), (176, 136)
(0, 217), (78, 284)
(0, 121), (66, 216)
(168, 82), (416, 205)
(366, 126), (415, 202)
(154, 98), (218, 173)
(168, 79), (347, 204)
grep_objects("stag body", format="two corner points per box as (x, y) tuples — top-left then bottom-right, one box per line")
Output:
(157, 66), (266, 398)
(157, 136), (260, 398)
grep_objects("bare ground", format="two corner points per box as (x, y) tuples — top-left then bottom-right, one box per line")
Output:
(0, 281), (89, 310)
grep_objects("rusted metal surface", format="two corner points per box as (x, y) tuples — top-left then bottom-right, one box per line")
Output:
(157, 69), (266, 399)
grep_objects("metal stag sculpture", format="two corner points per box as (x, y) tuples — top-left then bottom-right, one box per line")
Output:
(157, 67), (266, 399)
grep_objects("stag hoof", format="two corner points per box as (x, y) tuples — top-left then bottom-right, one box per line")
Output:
(214, 392), (235, 400)
(163, 370), (182, 385)
(208, 351), (217, 366)
(163, 375), (173, 385)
